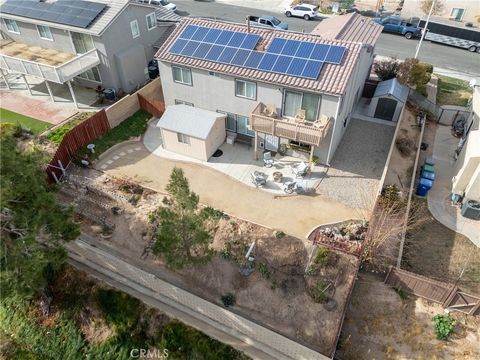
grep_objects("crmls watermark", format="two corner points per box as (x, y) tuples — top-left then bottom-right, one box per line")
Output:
(130, 348), (169, 359)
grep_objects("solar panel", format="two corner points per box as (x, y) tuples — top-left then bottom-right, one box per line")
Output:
(268, 38), (286, 54)
(244, 51), (264, 68)
(228, 33), (247, 47)
(302, 60), (323, 79)
(281, 40), (301, 56)
(258, 53), (278, 71)
(203, 28), (222, 43)
(181, 41), (201, 57)
(325, 45), (346, 64)
(215, 30), (235, 45)
(286, 58), (307, 77)
(191, 27), (209, 42)
(296, 42), (315, 59)
(1, 0), (106, 29)
(193, 43), (213, 59)
(240, 34), (261, 49)
(272, 55), (292, 73)
(218, 47), (237, 64)
(179, 25), (199, 40)
(169, 39), (188, 54)
(310, 44), (329, 61)
(205, 45), (224, 62)
(231, 49), (250, 66)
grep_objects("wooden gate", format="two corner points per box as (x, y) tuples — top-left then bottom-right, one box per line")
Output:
(445, 291), (480, 316)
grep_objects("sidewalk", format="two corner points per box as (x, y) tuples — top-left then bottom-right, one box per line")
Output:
(427, 125), (480, 247)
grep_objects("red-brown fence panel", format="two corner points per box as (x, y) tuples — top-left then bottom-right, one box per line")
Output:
(138, 93), (165, 118)
(46, 109), (109, 183)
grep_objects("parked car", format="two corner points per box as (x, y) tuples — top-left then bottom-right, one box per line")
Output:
(137, 0), (177, 11)
(283, 3), (318, 20)
(247, 15), (288, 30)
(373, 16), (421, 39)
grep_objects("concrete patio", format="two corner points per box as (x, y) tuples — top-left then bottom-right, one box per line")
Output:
(1, 73), (99, 124)
(428, 125), (480, 247)
(144, 119), (323, 195)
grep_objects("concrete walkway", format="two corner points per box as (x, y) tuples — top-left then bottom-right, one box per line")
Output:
(428, 125), (480, 247)
(95, 140), (363, 239)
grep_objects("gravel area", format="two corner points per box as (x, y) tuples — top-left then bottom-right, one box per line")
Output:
(316, 119), (396, 210)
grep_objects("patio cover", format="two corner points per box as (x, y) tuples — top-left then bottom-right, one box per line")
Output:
(157, 105), (224, 139)
(373, 78), (409, 103)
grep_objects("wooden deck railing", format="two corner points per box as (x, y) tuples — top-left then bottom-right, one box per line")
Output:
(250, 102), (330, 146)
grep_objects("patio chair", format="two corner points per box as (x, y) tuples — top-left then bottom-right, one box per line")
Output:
(294, 109), (306, 123)
(313, 115), (329, 128)
(263, 104), (277, 118)
(263, 152), (274, 168)
(250, 171), (266, 187)
(291, 161), (310, 178)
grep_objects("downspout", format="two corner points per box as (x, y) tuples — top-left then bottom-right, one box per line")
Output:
(325, 96), (342, 166)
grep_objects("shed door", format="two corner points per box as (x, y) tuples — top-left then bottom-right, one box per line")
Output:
(265, 135), (279, 152)
(374, 97), (397, 121)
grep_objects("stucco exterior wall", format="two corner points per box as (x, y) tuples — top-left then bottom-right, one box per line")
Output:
(401, 0), (480, 23)
(452, 131), (480, 200)
(161, 128), (208, 161)
(465, 165), (480, 201)
(205, 117), (227, 159)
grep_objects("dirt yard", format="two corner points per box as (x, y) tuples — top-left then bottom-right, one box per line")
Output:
(337, 272), (480, 360)
(57, 166), (359, 357)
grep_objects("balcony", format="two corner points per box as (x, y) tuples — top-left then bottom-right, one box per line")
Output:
(250, 102), (332, 147)
(0, 40), (100, 84)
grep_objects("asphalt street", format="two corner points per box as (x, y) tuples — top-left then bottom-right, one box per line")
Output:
(173, 0), (480, 78)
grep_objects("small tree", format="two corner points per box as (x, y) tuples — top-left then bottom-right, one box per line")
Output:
(373, 59), (398, 81)
(151, 167), (212, 269)
(419, 0), (444, 16)
(397, 58), (433, 95)
(433, 314), (455, 340)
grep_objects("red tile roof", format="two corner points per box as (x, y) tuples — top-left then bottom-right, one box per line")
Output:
(311, 13), (383, 47)
(155, 17), (364, 96)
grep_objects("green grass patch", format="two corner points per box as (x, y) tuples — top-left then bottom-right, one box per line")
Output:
(46, 112), (95, 144)
(436, 75), (473, 107)
(96, 289), (143, 333)
(0, 108), (51, 134)
(81, 109), (151, 158)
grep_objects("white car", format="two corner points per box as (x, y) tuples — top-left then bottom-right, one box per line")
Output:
(284, 4), (318, 20)
(139, 0), (177, 12)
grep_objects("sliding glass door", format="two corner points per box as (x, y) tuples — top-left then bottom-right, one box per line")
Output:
(283, 90), (321, 122)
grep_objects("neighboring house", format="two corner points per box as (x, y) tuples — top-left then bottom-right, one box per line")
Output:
(154, 15), (382, 165)
(452, 87), (480, 203)
(0, 0), (179, 105)
(401, 0), (480, 23)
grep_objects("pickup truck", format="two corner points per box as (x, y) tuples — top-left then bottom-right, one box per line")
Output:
(247, 15), (288, 30)
(373, 16), (420, 39)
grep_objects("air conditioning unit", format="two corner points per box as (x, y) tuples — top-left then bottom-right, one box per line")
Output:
(461, 199), (480, 220)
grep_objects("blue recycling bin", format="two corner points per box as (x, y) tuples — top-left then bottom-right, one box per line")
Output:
(416, 185), (429, 196)
(425, 157), (435, 166)
(419, 177), (433, 190)
(421, 170), (435, 181)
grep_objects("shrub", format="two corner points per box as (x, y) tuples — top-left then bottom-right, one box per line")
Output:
(221, 293), (236, 307)
(275, 230), (286, 239)
(200, 206), (224, 220)
(380, 184), (404, 208)
(433, 314), (455, 340)
(314, 246), (336, 268)
(96, 289), (142, 332)
(309, 280), (329, 303)
(257, 263), (271, 280)
(373, 59), (398, 81)
(395, 137), (415, 157)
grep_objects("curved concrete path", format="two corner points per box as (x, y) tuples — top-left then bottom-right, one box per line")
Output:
(95, 140), (364, 239)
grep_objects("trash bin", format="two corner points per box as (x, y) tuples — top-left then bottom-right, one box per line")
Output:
(421, 170), (435, 181)
(416, 185), (429, 196)
(419, 177), (433, 190)
(103, 88), (116, 101)
(425, 157), (435, 166)
(148, 65), (159, 79)
(423, 164), (435, 173)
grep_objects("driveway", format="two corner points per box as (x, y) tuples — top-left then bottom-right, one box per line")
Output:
(95, 142), (363, 239)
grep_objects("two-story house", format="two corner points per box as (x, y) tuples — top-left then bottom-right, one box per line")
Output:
(0, 0), (178, 106)
(154, 15), (382, 165)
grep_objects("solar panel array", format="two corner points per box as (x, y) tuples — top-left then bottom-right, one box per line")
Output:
(1, 0), (106, 29)
(169, 25), (347, 80)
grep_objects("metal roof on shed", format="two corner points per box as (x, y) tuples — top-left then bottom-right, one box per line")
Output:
(374, 78), (409, 103)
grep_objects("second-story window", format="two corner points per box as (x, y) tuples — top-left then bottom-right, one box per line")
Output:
(5, 19), (19, 34)
(37, 25), (53, 41)
(235, 79), (256, 100)
(146, 13), (157, 31)
(71, 32), (94, 54)
(130, 20), (140, 38)
(172, 66), (192, 85)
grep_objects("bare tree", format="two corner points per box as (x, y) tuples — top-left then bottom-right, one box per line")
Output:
(419, 0), (445, 16)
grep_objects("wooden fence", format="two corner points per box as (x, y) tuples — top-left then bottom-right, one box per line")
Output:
(138, 93), (165, 118)
(46, 110), (109, 183)
(385, 267), (480, 316)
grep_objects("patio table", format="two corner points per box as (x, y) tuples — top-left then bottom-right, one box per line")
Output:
(273, 171), (283, 183)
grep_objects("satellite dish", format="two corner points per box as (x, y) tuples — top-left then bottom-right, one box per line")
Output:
(469, 79), (477, 88)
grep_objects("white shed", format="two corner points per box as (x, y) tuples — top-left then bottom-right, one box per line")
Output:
(157, 105), (226, 161)
(368, 78), (409, 122)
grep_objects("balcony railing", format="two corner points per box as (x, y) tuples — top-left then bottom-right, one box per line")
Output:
(250, 102), (332, 147)
(0, 48), (100, 84)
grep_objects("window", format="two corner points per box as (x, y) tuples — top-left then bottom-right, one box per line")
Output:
(37, 25), (53, 40)
(283, 90), (321, 122)
(217, 110), (254, 137)
(450, 8), (465, 21)
(177, 133), (190, 145)
(130, 20), (140, 38)
(172, 66), (192, 85)
(146, 13), (156, 31)
(175, 99), (194, 106)
(71, 32), (94, 54)
(77, 66), (101, 82)
(5, 19), (19, 34)
(209, 71), (221, 77)
(235, 79), (256, 100)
